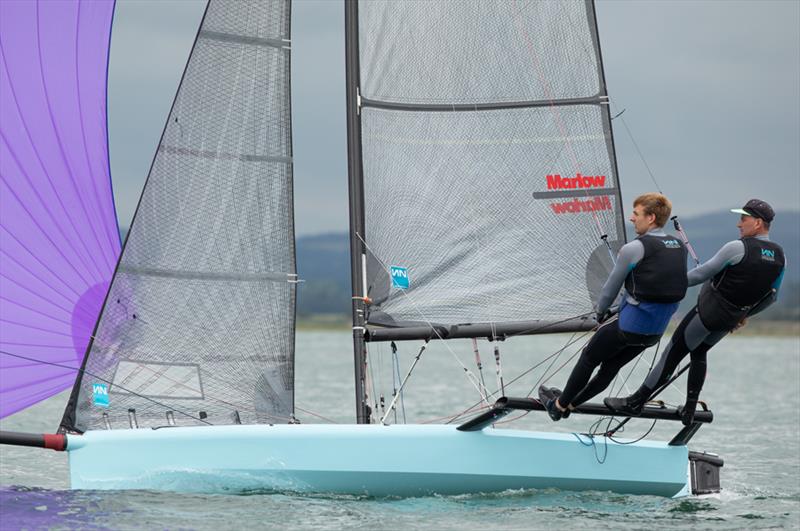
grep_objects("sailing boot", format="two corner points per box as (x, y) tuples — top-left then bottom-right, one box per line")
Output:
(538, 385), (562, 421)
(677, 392), (699, 426)
(603, 387), (648, 416)
(548, 387), (570, 419)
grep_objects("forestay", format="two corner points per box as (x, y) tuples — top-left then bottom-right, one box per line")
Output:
(61, 0), (296, 432)
(354, 0), (626, 333)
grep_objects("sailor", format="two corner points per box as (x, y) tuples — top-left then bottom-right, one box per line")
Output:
(540, 193), (688, 421)
(605, 199), (785, 425)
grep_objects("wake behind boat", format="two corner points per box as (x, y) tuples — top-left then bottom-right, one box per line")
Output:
(1, 0), (721, 497)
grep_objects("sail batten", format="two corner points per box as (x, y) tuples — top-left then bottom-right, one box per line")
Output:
(360, 95), (608, 112)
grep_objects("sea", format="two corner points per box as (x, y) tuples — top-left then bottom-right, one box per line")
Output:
(1, 331), (798, 530)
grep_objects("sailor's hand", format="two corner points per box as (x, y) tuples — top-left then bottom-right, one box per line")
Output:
(596, 309), (612, 324)
(733, 317), (748, 332)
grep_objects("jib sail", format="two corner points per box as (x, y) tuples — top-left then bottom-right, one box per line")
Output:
(61, 0), (296, 432)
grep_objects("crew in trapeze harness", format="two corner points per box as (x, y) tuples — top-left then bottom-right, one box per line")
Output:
(605, 199), (785, 425)
(539, 192), (688, 421)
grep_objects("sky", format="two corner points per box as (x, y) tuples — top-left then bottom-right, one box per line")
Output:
(108, 0), (800, 236)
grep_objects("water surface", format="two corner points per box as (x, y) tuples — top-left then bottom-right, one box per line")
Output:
(1, 331), (798, 529)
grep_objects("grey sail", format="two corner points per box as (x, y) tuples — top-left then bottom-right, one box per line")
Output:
(61, 0), (295, 432)
(351, 0), (626, 340)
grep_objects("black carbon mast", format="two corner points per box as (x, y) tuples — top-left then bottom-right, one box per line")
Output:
(344, 0), (370, 423)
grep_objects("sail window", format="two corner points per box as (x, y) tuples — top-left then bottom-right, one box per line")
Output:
(110, 360), (204, 400)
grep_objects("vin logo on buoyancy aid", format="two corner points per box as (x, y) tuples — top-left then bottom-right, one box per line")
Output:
(662, 239), (681, 249)
(761, 248), (776, 261)
(531, 173), (617, 215)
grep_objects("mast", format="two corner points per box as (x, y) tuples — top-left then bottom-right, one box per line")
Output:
(344, 0), (370, 423)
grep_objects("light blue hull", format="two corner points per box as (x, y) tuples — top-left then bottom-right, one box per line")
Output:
(67, 424), (690, 497)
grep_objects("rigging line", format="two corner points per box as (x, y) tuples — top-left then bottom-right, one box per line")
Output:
(611, 338), (661, 398)
(0, 282), (75, 320)
(93, 296), (290, 358)
(422, 402), (489, 425)
(532, 343), (584, 393)
(444, 331), (592, 425)
(0, 349), (211, 426)
(495, 410), (531, 425)
(0, 318), (79, 338)
(2, 346), (299, 426)
(605, 363), (691, 437)
(354, 233), (487, 400)
(7, 316), (294, 424)
(86, 294), (297, 413)
(293, 405), (339, 424)
(391, 341), (407, 423)
(526, 330), (584, 396)
(525, 339), (588, 397)
(380, 341), (427, 425)
(616, 108), (703, 267)
(3, 370), (75, 394)
(471, 338), (490, 407)
(617, 114), (662, 194)
(608, 419), (658, 445)
(495, 310), (596, 340)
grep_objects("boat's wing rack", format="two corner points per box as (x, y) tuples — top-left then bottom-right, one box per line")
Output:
(457, 396), (712, 446)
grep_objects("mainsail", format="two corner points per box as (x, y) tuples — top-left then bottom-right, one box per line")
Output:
(348, 0), (626, 341)
(61, 0), (296, 432)
(0, 0), (119, 419)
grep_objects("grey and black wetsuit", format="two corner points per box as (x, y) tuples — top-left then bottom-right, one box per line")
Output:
(558, 229), (688, 408)
(628, 234), (785, 416)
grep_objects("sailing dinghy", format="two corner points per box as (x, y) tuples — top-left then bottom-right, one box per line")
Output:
(1, 0), (722, 497)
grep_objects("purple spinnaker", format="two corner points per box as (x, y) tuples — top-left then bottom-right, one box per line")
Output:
(0, 0), (119, 419)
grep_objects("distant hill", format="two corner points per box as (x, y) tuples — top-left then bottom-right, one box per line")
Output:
(120, 210), (799, 319)
(296, 233), (351, 315)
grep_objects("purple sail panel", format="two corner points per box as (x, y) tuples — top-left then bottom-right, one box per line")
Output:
(0, 0), (119, 419)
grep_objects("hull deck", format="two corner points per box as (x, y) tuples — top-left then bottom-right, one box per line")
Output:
(67, 424), (690, 497)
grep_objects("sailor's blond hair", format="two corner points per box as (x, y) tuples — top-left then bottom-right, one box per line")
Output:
(634, 193), (672, 227)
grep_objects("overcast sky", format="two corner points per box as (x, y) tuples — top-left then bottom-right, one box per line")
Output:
(108, 0), (800, 236)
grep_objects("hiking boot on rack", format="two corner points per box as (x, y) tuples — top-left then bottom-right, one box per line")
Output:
(538, 385), (563, 421)
(547, 387), (570, 419)
(677, 392), (699, 426)
(603, 388), (647, 416)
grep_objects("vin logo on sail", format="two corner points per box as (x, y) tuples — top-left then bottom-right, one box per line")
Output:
(390, 266), (410, 289)
(531, 173), (616, 215)
(92, 383), (109, 408)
